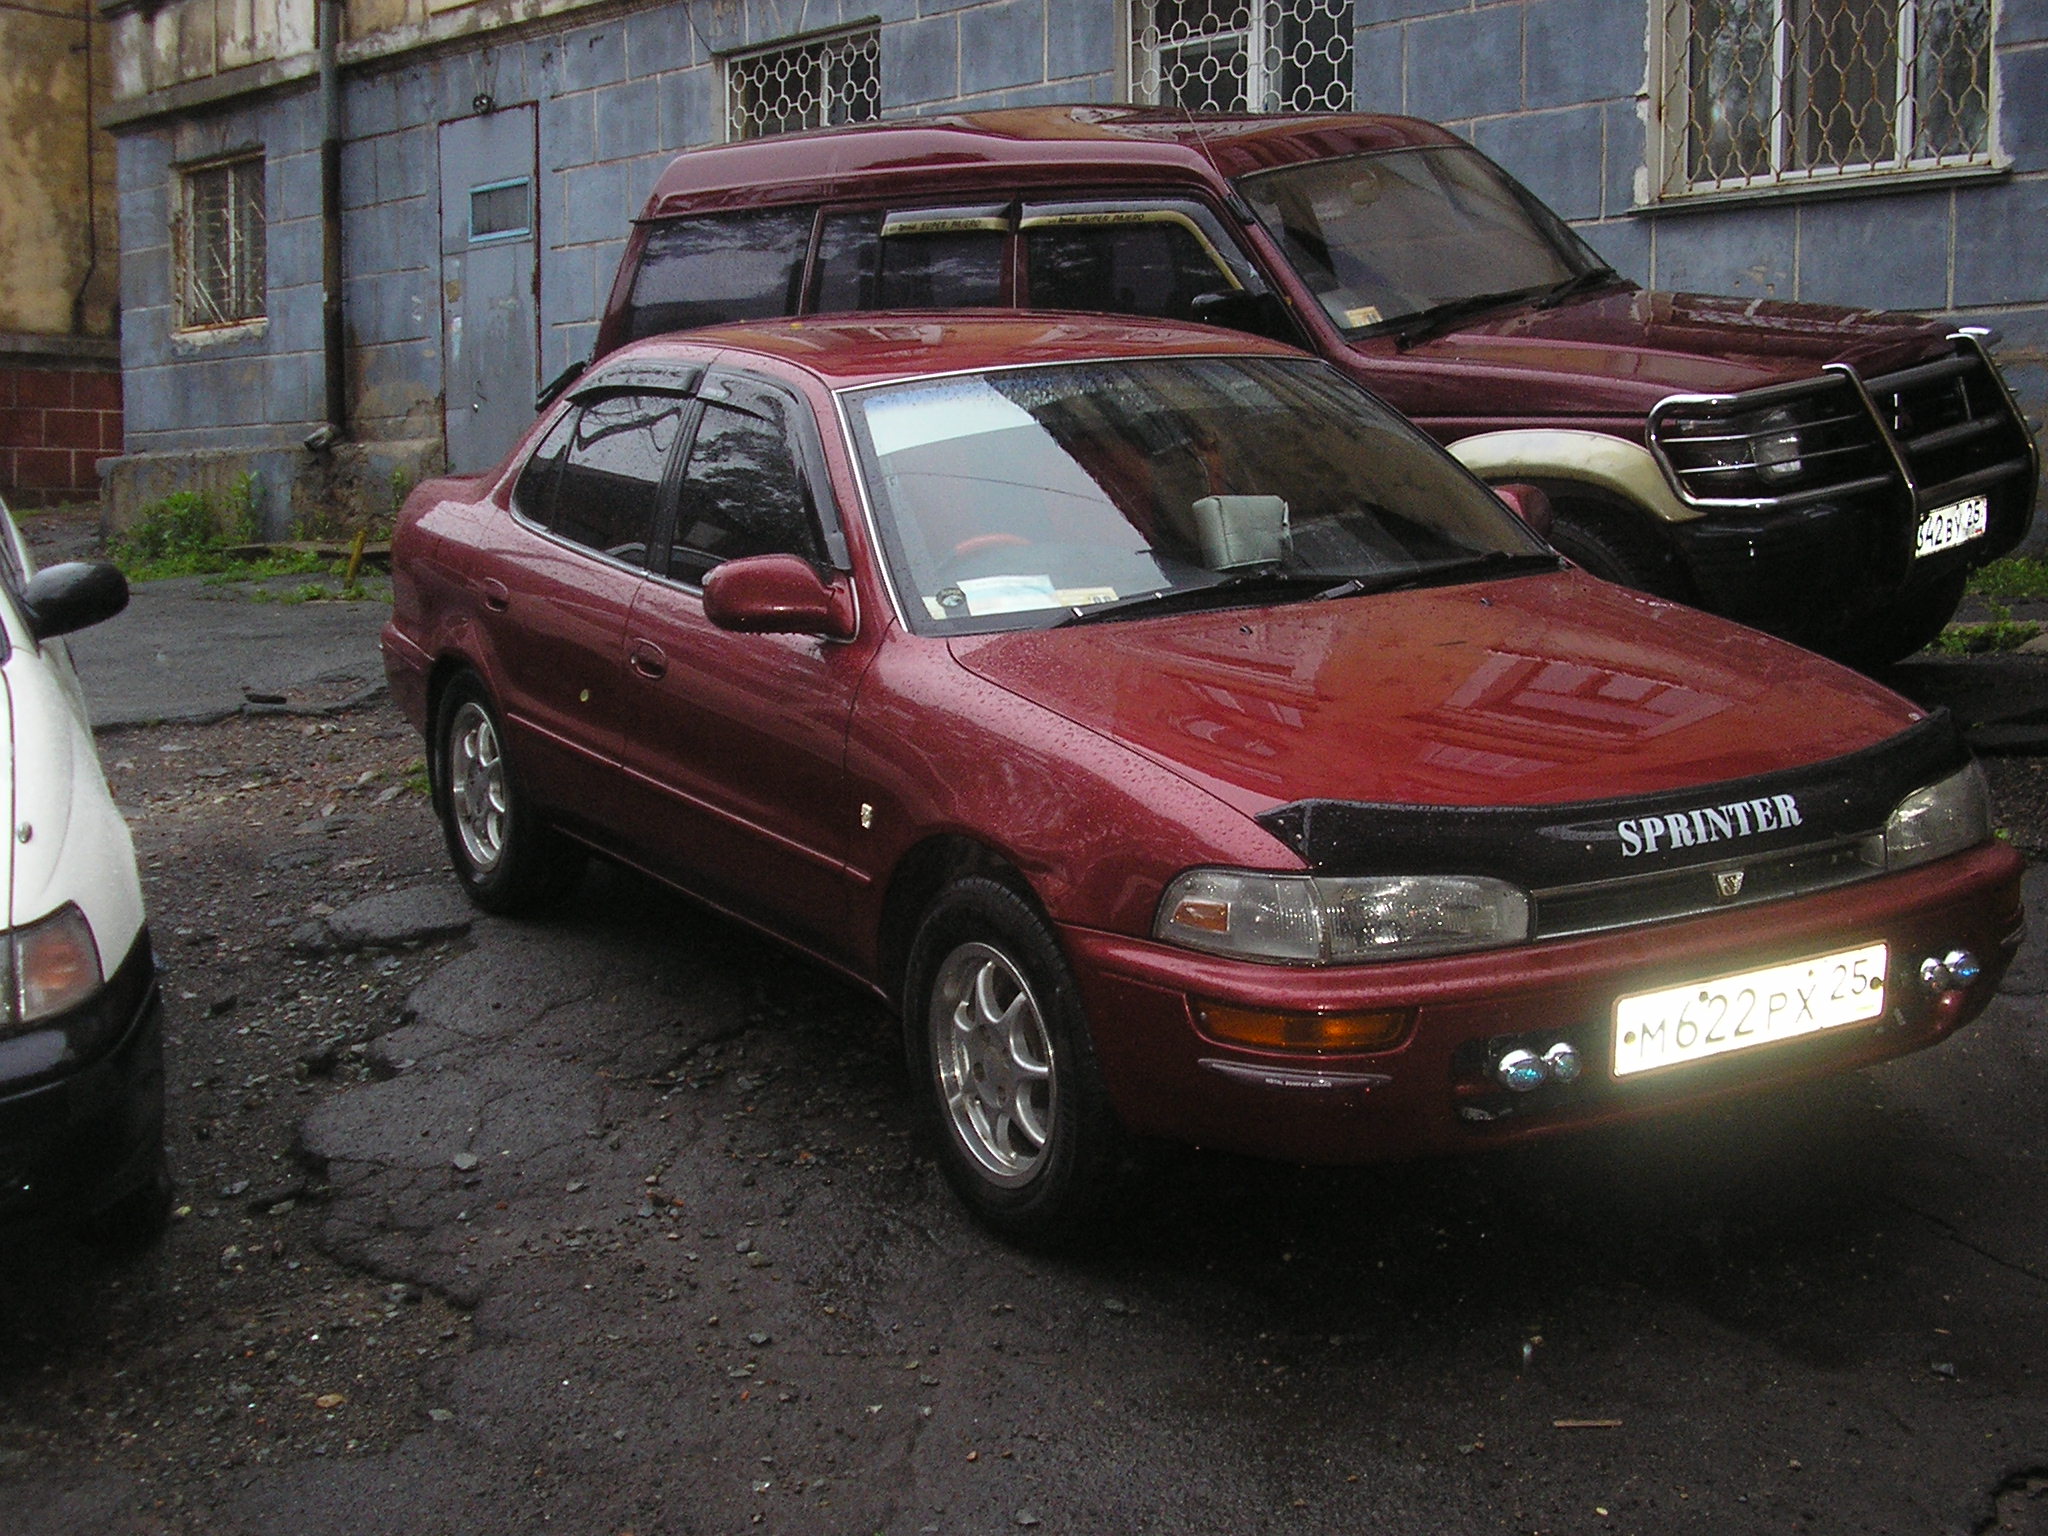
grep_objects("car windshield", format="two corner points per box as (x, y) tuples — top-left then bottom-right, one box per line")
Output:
(842, 355), (1550, 634)
(1237, 146), (1609, 337)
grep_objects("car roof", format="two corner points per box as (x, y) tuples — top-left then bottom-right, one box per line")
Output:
(588, 312), (1316, 393)
(639, 105), (1464, 219)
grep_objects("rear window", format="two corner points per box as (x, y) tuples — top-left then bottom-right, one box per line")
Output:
(625, 207), (817, 341)
(1021, 201), (1253, 324)
(813, 205), (1008, 312)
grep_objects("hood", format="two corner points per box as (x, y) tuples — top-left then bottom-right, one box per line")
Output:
(1393, 286), (1955, 410)
(947, 573), (1925, 821)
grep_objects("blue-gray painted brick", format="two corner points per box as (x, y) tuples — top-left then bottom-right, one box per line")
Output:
(659, 67), (716, 152)
(626, 5), (695, 75)
(265, 349), (322, 426)
(451, 48), (532, 118)
(558, 24), (628, 93)
(747, 0), (854, 41)
(1796, 191), (1952, 312)
(1576, 217), (1650, 284)
(347, 73), (401, 140)
(1352, 22), (1405, 112)
(1997, 47), (2048, 172)
(1047, 0), (1111, 79)
(561, 160), (631, 245)
(255, 88), (320, 158)
(2004, 0), (2048, 44)
(268, 216), (325, 290)
(121, 361), (179, 434)
(885, 16), (960, 107)
(390, 68), (440, 133)
(1651, 201), (1798, 297)
(545, 320), (600, 380)
(117, 184), (167, 247)
(962, 0), (1045, 95)
(1476, 105), (1606, 222)
(272, 150), (323, 224)
(627, 153), (671, 213)
(376, 130), (434, 204)
(116, 135), (171, 195)
(992, 79), (1097, 110)
(268, 282), (326, 354)
(1524, 0), (1646, 110)
(598, 78), (662, 164)
(544, 93), (598, 172)
(1953, 174), (2048, 307)
(1604, 100), (1644, 216)
(1404, 7), (1524, 121)
(1357, 0), (1463, 22)
(120, 244), (171, 314)
(339, 140), (378, 212)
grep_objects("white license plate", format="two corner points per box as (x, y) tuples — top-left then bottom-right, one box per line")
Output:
(1612, 943), (1888, 1078)
(1916, 495), (1988, 558)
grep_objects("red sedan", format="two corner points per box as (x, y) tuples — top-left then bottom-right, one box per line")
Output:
(382, 315), (2022, 1238)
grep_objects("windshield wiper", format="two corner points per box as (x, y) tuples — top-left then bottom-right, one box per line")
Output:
(1313, 550), (1565, 602)
(1534, 266), (1623, 309)
(1391, 286), (1549, 351)
(1054, 571), (1340, 627)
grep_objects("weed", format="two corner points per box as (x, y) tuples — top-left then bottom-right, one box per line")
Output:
(1934, 595), (2040, 653)
(1967, 555), (2048, 603)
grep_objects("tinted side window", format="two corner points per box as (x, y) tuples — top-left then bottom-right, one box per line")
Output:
(511, 410), (576, 525)
(551, 393), (688, 562)
(626, 207), (816, 340)
(813, 206), (1007, 312)
(666, 398), (823, 585)
(1021, 202), (1252, 324)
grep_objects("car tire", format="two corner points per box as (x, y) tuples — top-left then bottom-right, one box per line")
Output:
(904, 877), (1125, 1242)
(77, 1148), (172, 1255)
(1831, 570), (1970, 671)
(1548, 502), (1690, 601)
(434, 672), (586, 914)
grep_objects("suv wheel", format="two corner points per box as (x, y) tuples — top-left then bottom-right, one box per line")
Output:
(1549, 502), (1689, 601)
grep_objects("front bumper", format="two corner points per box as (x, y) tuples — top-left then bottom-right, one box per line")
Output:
(1065, 841), (2023, 1164)
(0, 929), (166, 1227)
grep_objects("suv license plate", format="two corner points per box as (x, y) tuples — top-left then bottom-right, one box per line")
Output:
(1916, 495), (1988, 558)
(1612, 943), (1888, 1078)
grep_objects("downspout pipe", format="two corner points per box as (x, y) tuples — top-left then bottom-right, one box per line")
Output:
(315, 0), (347, 445)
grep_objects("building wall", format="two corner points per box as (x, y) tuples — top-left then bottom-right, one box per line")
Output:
(1, 0), (121, 505)
(102, 0), (2046, 529)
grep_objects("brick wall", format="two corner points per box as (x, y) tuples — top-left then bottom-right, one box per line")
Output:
(0, 364), (122, 506)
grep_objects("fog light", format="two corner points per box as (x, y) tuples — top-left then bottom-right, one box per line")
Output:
(1921, 948), (1981, 991)
(1542, 1041), (1582, 1085)
(1197, 1002), (1411, 1052)
(1495, 1048), (1547, 1093)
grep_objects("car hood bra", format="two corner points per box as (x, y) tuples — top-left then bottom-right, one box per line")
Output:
(946, 572), (1931, 837)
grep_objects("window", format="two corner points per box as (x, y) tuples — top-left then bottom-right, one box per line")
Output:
(1130, 0), (1353, 114)
(813, 206), (1009, 312)
(548, 393), (690, 563)
(179, 156), (266, 329)
(666, 396), (823, 586)
(1657, 0), (1995, 197)
(726, 27), (880, 142)
(1021, 200), (1260, 324)
(624, 207), (818, 341)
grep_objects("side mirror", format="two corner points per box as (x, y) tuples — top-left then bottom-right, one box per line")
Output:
(21, 561), (128, 641)
(1494, 482), (1555, 541)
(702, 554), (856, 639)
(1191, 288), (1291, 341)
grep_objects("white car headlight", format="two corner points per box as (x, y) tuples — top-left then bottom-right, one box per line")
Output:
(4, 903), (104, 1031)
(1156, 869), (1530, 965)
(1879, 761), (1991, 871)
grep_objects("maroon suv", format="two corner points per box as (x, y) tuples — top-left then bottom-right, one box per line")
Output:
(582, 107), (2038, 665)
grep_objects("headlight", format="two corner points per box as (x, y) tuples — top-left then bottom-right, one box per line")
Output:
(1877, 762), (1991, 871)
(4, 903), (104, 1031)
(1750, 406), (1806, 481)
(1156, 869), (1530, 965)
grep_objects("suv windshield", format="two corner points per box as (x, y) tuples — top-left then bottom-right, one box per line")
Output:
(1238, 146), (1609, 337)
(843, 355), (1550, 635)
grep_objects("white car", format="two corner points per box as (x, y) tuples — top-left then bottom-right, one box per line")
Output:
(0, 500), (167, 1245)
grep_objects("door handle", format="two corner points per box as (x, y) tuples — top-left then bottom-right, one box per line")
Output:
(627, 639), (667, 679)
(478, 577), (510, 612)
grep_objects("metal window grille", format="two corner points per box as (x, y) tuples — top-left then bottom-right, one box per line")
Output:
(180, 157), (266, 328)
(1130, 0), (1354, 114)
(1658, 0), (1994, 197)
(726, 27), (881, 142)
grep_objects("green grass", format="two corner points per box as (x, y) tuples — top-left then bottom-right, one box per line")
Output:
(1966, 555), (2048, 603)
(1932, 617), (2042, 654)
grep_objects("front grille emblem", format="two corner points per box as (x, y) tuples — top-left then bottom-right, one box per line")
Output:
(1715, 869), (1746, 900)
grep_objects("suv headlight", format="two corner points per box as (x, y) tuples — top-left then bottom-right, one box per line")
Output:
(1156, 869), (1530, 965)
(2, 903), (104, 1033)
(1875, 762), (1991, 871)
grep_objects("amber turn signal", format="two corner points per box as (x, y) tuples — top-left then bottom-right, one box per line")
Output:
(1196, 1001), (1411, 1052)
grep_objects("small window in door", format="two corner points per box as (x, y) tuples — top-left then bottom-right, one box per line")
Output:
(550, 393), (689, 564)
(469, 178), (532, 242)
(1021, 200), (1254, 325)
(665, 398), (824, 586)
(626, 207), (817, 341)
(813, 206), (1008, 313)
